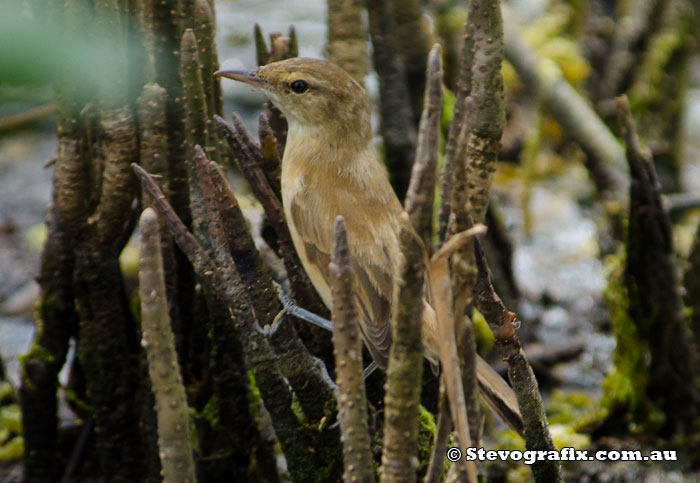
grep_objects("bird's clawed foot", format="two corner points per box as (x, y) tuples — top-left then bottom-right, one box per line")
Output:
(267, 281), (378, 380)
(271, 281), (333, 331)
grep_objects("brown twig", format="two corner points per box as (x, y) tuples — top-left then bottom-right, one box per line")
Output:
(404, 44), (443, 250)
(472, 240), (562, 482)
(23, 45), (91, 476)
(132, 165), (211, 286)
(137, 80), (174, 311)
(381, 45), (443, 482)
(91, 102), (139, 245)
(0, 103), (54, 131)
(429, 225), (487, 483)
(268, 29), (297, 62)
(388, 0), (431, 124)
(442, 0), (510, 448)
(180, 28), (211, 241)
(254, 23), (270, 66)
(193, 0), (222, 118)
(258, 111), (282, 199)
(131, 162), (329, 482)
(253, 24), (296, 153)
(192, 148), (340, 457)
(460, 4), (505, 225)
(191, 147), (238, 275)
(438, 7), (475, 244)
(367, 0), (417, 201)
(214, 114), (328, 316)
(424, 387), (450, 483)
(196, 154), (278, 319)
(69, 4), (147, 479)
(193, 0), (224, 164)
(190, 154), (275, 478)
(138, 208), (197, 483)
(327, 0), (368, 83)
(20, 216), (78, 481)
(137, 84), (170, 196)
(149, 0), (188, 226)
(381, 215), (427, 483)
(186, 151), (261, 480)
(136, 82), (182, 371)
(614, 96), (699, 434)
(330, 217), (376, 483)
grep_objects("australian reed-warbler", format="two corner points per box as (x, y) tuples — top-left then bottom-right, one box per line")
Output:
(217, 57), (522, 433)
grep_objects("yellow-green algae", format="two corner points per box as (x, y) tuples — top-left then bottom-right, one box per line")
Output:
(599, 253), (665, 433)
(417, 404), (437, 476)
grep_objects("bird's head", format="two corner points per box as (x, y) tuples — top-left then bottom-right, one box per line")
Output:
(216, 57), (371, 143)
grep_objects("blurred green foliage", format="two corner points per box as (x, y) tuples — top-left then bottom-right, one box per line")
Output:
(0, 2), (145, 101)
(0, 403), (22, 461)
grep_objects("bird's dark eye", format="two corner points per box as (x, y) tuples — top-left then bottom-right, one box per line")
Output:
(290, 80), (309, 94)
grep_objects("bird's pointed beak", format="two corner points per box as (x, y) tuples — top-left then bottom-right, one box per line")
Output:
(214, 68), (265, 88)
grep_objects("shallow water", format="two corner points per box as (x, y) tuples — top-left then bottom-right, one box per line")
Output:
(0, 130), (54, 385)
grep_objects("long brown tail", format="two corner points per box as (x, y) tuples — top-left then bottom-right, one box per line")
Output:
(476, 355), (523, 436)
(422, 303), (523, 436)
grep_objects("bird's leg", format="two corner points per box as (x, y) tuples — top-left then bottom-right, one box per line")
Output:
(268, 282), (379, 378)
(257, 309), (340, 399)
(273, 281), (333, 331)
(362, 360), (378, 379)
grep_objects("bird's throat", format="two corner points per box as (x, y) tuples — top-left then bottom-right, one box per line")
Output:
(283, 121), (372, 173)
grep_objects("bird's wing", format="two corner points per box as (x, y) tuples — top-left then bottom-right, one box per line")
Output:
(288, 187), (399, 369)
(348, 253), (393, 368)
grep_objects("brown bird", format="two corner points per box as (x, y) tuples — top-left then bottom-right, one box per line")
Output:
(217, 57), (522, 434)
